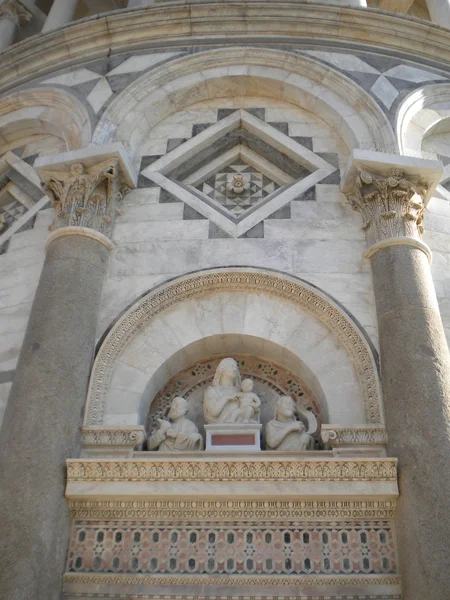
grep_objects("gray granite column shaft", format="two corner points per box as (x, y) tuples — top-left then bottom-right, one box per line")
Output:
(0, 232), (110, 600)
(371, 244), (450, 599)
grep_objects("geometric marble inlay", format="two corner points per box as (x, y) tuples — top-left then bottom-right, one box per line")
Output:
(142, 110), (337, 237)
(198, 162), (280, 216)
(68, 521), (397, 576)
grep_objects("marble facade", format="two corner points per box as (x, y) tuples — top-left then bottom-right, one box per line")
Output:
(1, 3), (450, 600)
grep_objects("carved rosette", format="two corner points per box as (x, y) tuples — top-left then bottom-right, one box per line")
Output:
(348, 168), (427, 247)
(0, 0), (31, 25)
(42, 159), (130, 239)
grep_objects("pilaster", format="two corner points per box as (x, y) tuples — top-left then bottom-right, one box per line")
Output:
(343, 150), (450, 600)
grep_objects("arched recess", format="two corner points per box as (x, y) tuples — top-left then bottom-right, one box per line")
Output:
(397, 83), (450, 158)
(0, 87), (91, 156)
(84, 268), (384, 428)
(93, 47), (395, 164)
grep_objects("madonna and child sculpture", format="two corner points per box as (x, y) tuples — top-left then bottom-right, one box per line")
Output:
(203, 358), (261, 424)
(148, 358), (316, 452)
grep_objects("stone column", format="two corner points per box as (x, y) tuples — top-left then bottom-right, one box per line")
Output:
(426, 0), (450, 28)
(344, 151), (450, 599)
(0, 147), (134, 600)
(0, 0), (31, 51)
(41, 0), (78, 33)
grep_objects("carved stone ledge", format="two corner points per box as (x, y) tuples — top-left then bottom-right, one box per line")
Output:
(66, 457), (398, 483)
(321, 425), (388, 457)
(342, 150), (442, 253)
(35, 143), (136, 239)
(80, 426), (146, 458)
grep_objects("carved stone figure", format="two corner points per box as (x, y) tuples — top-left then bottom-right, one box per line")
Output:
(265, 396), (315, 451)
(147, 397), (203, 452)
(236, 378), (261, 423)
(203, 358), (261, 424)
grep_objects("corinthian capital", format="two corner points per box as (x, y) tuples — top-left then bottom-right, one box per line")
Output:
(342, 150), (443, 254)
(0, 0), (32, 25)
(35, 145), (136, 240)
(349, 168), (427, 246)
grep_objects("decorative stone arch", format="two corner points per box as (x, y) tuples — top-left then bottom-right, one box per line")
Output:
(0, 87), (91, 154)
(85, 268), (384, 428)
(93, 47), (396, 164)
(397, 83), (450, 158)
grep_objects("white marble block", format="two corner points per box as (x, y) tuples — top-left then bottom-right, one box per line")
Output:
(204, 423), (262, 452)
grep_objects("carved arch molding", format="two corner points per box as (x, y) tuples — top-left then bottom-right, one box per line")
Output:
(85, 268), (383, 426)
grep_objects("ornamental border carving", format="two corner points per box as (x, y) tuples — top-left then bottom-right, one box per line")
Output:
(321, 427), (388, 447)
(81, 426), (145, 448)
(66, 458), (397, 482)
(69, 498), (396, 521)
(84, 269), (383, 426)
(63, 572), (401, 588)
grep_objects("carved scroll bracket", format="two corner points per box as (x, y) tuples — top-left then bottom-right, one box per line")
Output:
(35, 143), (137, 240)
(341, 150), (442, 256)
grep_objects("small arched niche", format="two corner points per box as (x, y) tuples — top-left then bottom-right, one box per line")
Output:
(143, 337), (328, 447)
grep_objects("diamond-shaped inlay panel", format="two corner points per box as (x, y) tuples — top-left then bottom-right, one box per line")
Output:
(199, 162), (280, 216)
(142, 109), (337, 237)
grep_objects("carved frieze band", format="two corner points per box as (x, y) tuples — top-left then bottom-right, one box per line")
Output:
(66, 459), (397, 482)
(348, 169), (427, 247)
(0, 0), (31, 25)
(41, 159), (129, 238)
(85, 271), (383, 427)
(81, 427), (146, 449)
(69, 498), (396, 521)
(321, 427), (388, 448)
(63, 572), (401, 588)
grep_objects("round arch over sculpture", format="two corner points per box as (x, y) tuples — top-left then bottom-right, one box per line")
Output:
(0, 87), (91, 155)
(93, 47), (396, 163)
(84, 268), (384, 429)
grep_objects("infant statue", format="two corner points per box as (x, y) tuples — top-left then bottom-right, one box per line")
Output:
(236, 378), (261, 423)
(147, 396), (203, 452)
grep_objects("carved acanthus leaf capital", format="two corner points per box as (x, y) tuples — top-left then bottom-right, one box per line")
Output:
(0, 0), (32, 25)
(41, 158), (130, 239)
(348, 168), (427, 246)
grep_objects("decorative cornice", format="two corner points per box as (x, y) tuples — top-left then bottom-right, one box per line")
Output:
(66, 458), (397, 483)
(63, 572), (401, 589)
(348, 168), (427, 247)
(321, 426), (388, 447)
(0, 0), (31, 26)
(2, 4), (450, 93)
(85, 270), (383, 426)
(69, 498), (396, 521)
(45, 226), (115, 252)
(81, 426), (146, 448)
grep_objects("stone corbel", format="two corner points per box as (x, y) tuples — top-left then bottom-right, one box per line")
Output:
(80, 426), (146, 458)
(341, 149), (442, 260)
(35, 143), (137, 242)
(321, 425), (388, 457)
(0, 0), (32, 25)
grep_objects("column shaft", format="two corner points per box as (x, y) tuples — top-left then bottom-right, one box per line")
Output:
(0, 232), (110, 600)
(42, 0), (78, 33)
(371, 244), (450, 599)
(0, 16), (16, 50)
